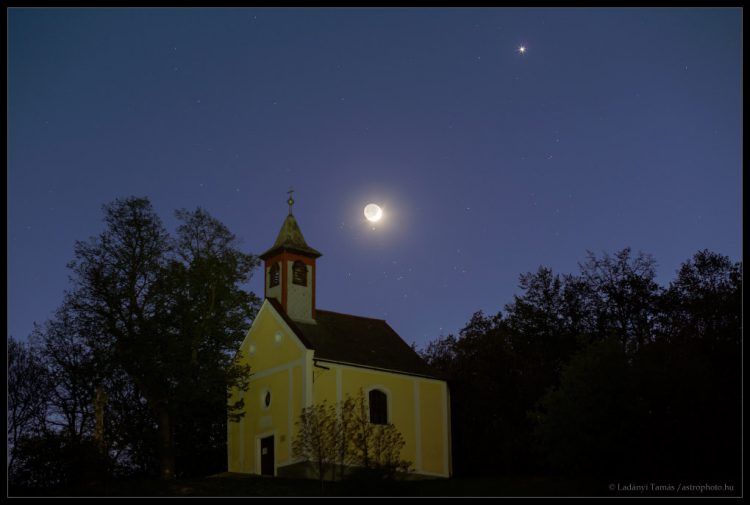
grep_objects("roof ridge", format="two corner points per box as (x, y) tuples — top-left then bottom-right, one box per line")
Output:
(288, 304), (443, 380)
(315, 308), (387, 323)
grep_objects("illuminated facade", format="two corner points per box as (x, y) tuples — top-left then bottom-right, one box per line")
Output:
(227, 201), (451, 478)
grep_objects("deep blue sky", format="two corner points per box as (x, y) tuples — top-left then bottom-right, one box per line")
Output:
(8, 8), (742, 349)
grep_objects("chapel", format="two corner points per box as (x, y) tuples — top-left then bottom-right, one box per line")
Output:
(227, 195), (451, 478)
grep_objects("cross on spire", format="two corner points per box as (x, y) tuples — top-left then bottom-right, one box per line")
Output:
(287, 189), (295, 215)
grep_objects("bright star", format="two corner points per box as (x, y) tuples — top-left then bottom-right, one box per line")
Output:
(518, 45), (526, 54)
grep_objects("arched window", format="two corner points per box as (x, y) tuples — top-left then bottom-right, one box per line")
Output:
(269, 263), (280, 288)
(292, 261), (307, 286)
(369, 389), (388, 425)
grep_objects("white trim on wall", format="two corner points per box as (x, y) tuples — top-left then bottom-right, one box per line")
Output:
(249, 358), (304, 383)
(446, 385), (453, 477)
(442, 382), (449, 477)
(304, 350), (314, 408)
(335, 366), (342, 417)
(239, 415), (245, 472)
(287, 366), (293, 465)
(413, 379), (422, 472)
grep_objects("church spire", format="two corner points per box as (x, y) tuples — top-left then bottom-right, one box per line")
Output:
(260, 193), (321, 261)
(260, 193), (321, 322)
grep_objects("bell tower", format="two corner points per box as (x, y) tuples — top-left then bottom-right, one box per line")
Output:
(259, 191), (322, 322)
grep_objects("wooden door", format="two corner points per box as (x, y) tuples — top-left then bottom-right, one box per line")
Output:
(260, 435), (274, 476)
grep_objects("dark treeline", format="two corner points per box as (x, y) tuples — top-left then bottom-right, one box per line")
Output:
(8, 197), (259, 491)
(421, 248), (741, 487)
(7, 195), (741, 493)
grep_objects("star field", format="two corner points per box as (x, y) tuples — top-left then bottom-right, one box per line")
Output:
(8, 8), (742, 348)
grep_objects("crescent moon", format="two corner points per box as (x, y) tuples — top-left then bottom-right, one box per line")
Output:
(364, 203), (383, 222)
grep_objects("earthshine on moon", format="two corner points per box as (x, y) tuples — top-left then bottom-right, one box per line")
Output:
(364, 203), (383, 222)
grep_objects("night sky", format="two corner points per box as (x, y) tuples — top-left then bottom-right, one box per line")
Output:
(8, 8), (742, 350)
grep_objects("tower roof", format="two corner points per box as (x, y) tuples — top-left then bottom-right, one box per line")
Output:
(260, 213), (322, 260)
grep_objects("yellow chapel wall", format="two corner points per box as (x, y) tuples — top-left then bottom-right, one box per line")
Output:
(309, 361), (451, 478)
(241, 302), (305, 370)
(418, 380), (449, 476)
(228, 300), (309, 475)
(229, 302), (451, 478)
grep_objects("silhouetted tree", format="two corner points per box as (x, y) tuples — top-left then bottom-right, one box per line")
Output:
(530, 336), (640, 479)
(531, 249), (741, 483)
(422, 311), (520, 475)
(634, 250), (742, 481)
(576, 248), (662, 351)
(31, 305), (100, 446)
(423, 248), (741, 488)
(43, 197), (258, 480)
(503, 267), (582, 440)
(7, 336), (50, 475)
(163, 208), (259, 477)
(9, 431), (109, 491)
